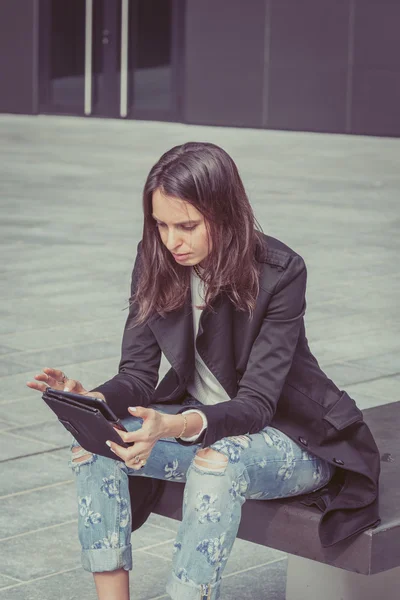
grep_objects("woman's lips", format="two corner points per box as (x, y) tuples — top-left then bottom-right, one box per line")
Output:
(172, 252), (191, 261)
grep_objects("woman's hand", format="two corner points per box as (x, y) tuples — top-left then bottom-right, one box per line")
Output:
(26, 367), (88, 395)
(108, 406), (167, 470)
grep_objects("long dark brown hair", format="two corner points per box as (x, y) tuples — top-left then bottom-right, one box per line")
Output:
(131, 142), (265, 326)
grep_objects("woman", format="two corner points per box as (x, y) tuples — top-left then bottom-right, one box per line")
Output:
(27, 142), (380, 600)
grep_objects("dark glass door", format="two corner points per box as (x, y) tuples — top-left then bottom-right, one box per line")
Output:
(39, 0), (86, 114)
(39, 0), (184, 121)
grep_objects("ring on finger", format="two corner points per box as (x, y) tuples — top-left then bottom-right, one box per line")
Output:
(58, 373), (68, 385)
(134, 455), (141, 464)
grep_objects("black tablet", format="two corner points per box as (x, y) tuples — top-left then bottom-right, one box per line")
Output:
(42, 387), (132, 461)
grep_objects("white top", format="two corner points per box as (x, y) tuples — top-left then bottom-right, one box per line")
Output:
(179, 266), (231, 442)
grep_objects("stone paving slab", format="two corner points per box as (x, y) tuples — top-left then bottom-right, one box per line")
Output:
(221, 558), (287, 600)
(0, 482), (77, 538)
(346, 376), (400, 406)
(10, 419), (73, 448)
(1, 521), (81, 582)
(0, 451), (71, 496)
(0, 397), (59, 427)
(0, 431), (57, 461)
(317, 361), (388, 388)
(353, 352), (400, 375)
(0, 318), (122, 352)
(0, 575), (23, 591)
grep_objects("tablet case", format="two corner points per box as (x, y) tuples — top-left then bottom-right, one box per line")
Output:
(42, 388), (130, 462)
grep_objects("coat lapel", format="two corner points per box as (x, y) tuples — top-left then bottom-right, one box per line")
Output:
(149, 290), (194, 379)
(149, 286), (238, 399)
(196, 291), (238, 398)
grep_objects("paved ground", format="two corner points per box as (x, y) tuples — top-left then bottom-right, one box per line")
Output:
(0, 113), (399, 599)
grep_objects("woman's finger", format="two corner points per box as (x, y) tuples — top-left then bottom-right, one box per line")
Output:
(26, 378), (48, 393)
(112, 427), (140, 445)
(26, 368), (87, 395)
(106, 439), (151, 470)
(106, 440), (126, 460)
(43, 368), (68, 384)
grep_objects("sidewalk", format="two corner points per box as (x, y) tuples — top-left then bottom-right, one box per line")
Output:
(0, 113), (399, 599)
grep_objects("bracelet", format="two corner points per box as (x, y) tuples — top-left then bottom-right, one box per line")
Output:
(178, 413), (188, 438)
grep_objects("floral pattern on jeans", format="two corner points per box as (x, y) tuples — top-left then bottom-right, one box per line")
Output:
(164, 459), (184, 480)
(176, 567), (190, 583)
(276, 442), (296, 481)
(196, 532), (229, 568)
(78, 496), (92, 516)
(195, 493), (221, 524)
(229, 475), (248, 500)
(173, 542), (182, 555)
(312, 462), (325, 485)
(100, 476), (120, 500)
(78, 495), (102, 528)
(261, 428), (286, 451)
(90, 531), (119, 550)
(209, 439), (242, 463)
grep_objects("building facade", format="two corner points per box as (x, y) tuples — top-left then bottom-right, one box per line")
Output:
(1, 0), (399, 137)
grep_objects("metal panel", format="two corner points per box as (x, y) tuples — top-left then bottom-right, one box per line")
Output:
(84, 0), (93, 115)
(184, 0), (265, 127)
(120, 0), (129, 117)
(0, 0), (38, 114)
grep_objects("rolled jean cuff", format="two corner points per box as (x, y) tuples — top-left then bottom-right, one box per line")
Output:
(166, 571), (221, 600)
(81, 543), (132, 573)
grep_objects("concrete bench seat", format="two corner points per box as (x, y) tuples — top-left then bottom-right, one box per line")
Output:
(152, 401), (400, 600)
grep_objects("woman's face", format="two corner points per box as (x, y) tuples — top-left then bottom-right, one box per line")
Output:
(152, 188), (211, 267)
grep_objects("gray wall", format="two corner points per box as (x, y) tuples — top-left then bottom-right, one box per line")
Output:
(184, 0), (267, 128)
(0, 0), (39, 114)
(183, 0), (400, 136)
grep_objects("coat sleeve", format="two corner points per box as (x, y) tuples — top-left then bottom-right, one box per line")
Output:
(176, 254), (307, 448)
(89, 242), (161, 418)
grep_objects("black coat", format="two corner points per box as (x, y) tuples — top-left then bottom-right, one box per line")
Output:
(92, 233), (380, 548)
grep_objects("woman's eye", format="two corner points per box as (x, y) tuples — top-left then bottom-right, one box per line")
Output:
(155, 222), (196, 231)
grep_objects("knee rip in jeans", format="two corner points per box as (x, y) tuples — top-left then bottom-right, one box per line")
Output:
(194, 448), (228, 474)
(71, 446), (94, 466)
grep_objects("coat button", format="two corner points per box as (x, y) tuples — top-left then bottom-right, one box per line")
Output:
(333, 458), (344, 465)
(298, 437), (308, 446)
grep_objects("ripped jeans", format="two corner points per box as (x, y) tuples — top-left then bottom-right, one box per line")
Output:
(69, 398), (335, 600)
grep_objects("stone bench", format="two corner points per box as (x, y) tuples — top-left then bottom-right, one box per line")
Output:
(151, 401), (400, 600)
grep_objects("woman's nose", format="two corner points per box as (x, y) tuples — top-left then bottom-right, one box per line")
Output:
(165, 228), (182, 251)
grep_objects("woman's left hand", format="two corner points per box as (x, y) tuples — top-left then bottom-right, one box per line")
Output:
(107, 406), (166, 470)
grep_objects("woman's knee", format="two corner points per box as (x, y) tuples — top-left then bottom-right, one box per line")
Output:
(69, 444), (104, 473)
(193, 448), (229, 474)
(71, 445), (94, 465)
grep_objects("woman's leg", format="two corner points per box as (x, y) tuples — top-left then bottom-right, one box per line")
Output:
(68, 405), (199, 599)
(165, 426), (334, 600)
(69, 444), (134, 600)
